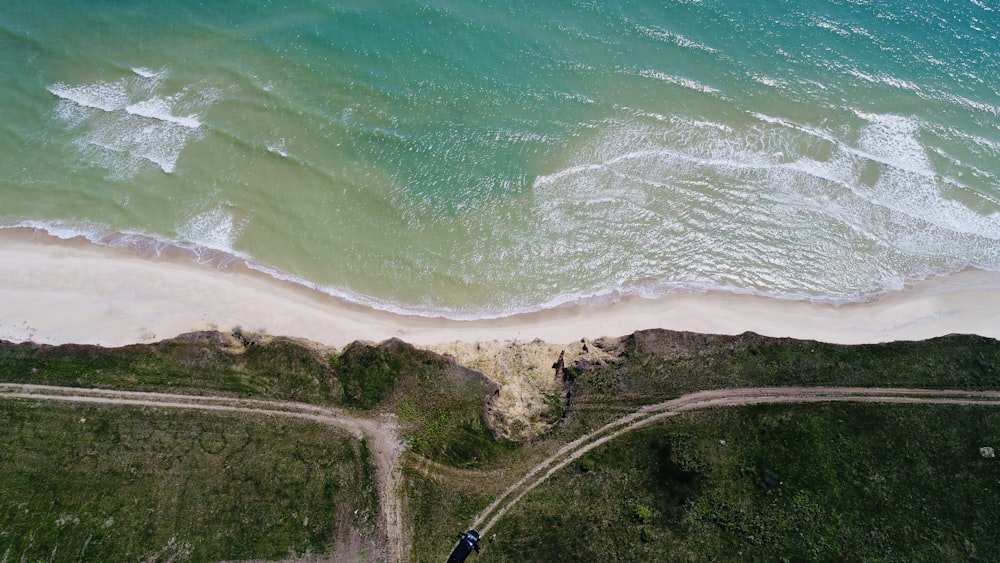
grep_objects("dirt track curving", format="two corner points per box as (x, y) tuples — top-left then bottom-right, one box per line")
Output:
(471, 386), (1000, 536)
(6, 383), (1000, 561)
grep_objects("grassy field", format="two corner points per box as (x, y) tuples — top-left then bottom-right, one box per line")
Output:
(0, 400), (380, 562)
(0, 331), (509, 561)
(2, 329), (1000, 561)
(407, 331), (1000, 561)
(484, 403), (1000, 562)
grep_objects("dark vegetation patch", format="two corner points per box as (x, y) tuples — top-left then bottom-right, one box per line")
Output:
(487, 403), (1000, 562)
(572, 331), (1000, 409)
(333, 337), (510, 467)
(0, 400), (380, 562)
(334, 338), (415, 409)
(0, 331), (345, 405)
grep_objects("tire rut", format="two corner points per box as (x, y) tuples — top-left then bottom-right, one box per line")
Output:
(472, 386), (1000, 535)
(6, 383), (1000, 560)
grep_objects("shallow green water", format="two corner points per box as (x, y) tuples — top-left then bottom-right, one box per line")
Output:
(2, 0), (998, 317)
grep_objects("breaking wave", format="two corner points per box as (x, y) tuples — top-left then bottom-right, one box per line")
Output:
(48, 68), (212, 175)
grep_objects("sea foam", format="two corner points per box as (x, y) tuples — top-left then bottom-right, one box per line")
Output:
(48, 70), (210, 175)
(528, 113), (1000, 308)
(131, 67), (161, 79)
(635, 69), (720, 94)
(177, 207), (240, 254)
(48, 80), (131, 112)
(126, 97), (201, 129)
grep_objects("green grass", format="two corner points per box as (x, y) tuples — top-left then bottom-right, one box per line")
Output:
(0, 331), (509, 467)
(575, 332), (1000, 412)
(390, 360), (510, 469)
(0, 333), (513, 470)
(0, 331), (514, 560)
(0, 332), (346, 405)
(404, 464), (499, 562)
(3, 329), (1000, 561)
(485, 403), (1000, 562)
(0, 400), (380, 562)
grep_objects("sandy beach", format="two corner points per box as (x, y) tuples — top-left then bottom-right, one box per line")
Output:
(2, 229), (999, 348)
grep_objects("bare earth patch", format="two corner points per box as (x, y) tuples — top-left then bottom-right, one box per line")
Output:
(426, 338), (618, 441)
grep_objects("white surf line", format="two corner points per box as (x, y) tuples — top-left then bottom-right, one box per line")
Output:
(473, 387), (1000, 536)
(0, 383), (404, 563)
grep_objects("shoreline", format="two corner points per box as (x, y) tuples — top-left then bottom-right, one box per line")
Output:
(2, 229), (999, 348)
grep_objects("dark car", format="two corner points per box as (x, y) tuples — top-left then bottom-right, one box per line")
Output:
(447, 529), (481, 563)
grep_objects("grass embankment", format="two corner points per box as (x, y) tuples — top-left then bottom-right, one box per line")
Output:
(0, 331), (344, 404)
(562, 331), (1000, 429)
(615, 330), (997, 392)
(0, 332), (502, 467)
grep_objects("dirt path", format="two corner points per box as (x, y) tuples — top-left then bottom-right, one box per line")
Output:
(472, 386), (1000, 535)
(0, 383), (407, 562)
(6, 383), (1000, 560)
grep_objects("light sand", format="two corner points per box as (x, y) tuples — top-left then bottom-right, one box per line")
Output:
(2, 229), (999, 348)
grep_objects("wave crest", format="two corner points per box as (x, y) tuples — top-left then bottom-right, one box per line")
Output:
(48, 69), (211, 175)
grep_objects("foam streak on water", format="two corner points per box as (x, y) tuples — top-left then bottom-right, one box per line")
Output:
(1, 0), (998, 318)
(47, 70), (209, 175)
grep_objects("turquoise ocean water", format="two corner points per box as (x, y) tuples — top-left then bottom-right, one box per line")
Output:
(1, 0), (998, 318)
